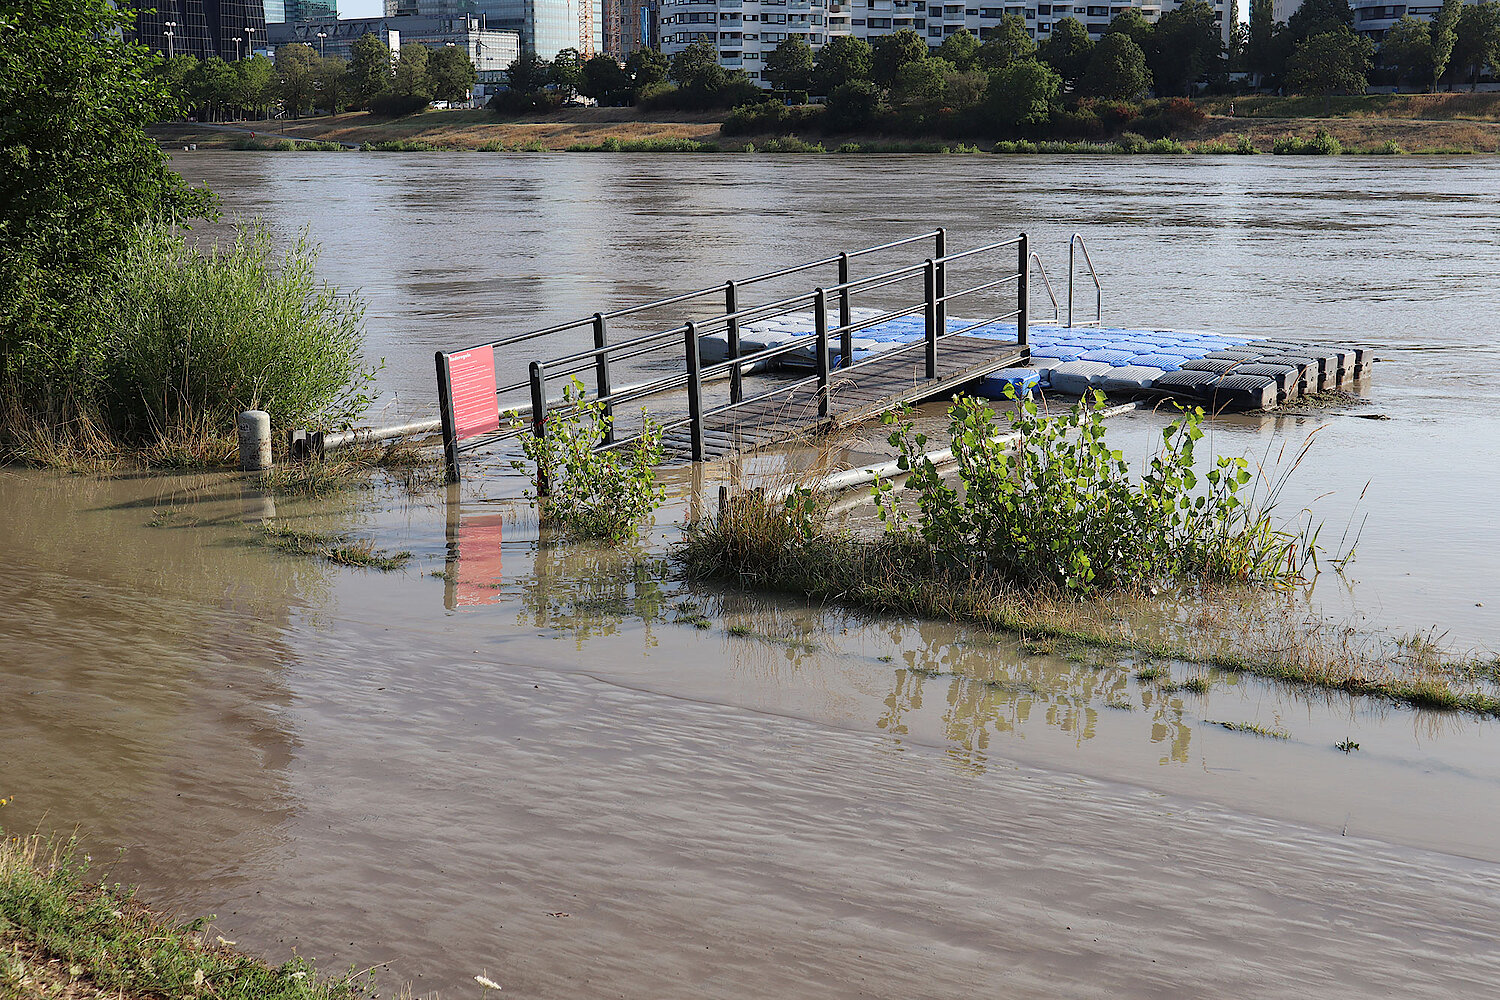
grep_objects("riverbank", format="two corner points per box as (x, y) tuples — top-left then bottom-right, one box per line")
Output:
(0, 832), (373, 1000)
(151, 98), (1500, 154)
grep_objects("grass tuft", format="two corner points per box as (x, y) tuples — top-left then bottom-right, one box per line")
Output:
(0, 832), (375, 1000)
(259, 521), (411, 571)
(1207, 720), (1290, 739)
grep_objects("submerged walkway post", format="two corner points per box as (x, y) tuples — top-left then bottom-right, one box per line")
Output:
(237, 410), (271, 472)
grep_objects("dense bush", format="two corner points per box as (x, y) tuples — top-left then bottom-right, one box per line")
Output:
(823, 81), (882, 131)
(517, 378), (664, 542)
(367, 92), (430, 117)
(1272, 127), (1343, 154)
(874, 392), (1313, 592)
(1134, 96), (1208, 137)
(722, 101), (825, 135)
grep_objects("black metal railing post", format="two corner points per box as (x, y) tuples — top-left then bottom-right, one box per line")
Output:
(684, 321), (704, 462)
(436, 351), (460, 483)
(837, 252), (852, 367)
(1017, 233), (1030, 360)
(592, 312), (614, 445)
(814, 288), (830, 417)
(529, 360), (549, 496)
(923, 259), (937, 380)
(725, 280), (742, 405)
(935, 228), (947, 344)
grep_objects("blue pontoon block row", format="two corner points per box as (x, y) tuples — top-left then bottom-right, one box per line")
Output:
(975, 367), (1043, 399)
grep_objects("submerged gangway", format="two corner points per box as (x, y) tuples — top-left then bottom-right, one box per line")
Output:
(435, 230), (1054, 484)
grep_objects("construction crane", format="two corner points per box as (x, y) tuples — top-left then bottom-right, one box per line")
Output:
(579, 0), (595, 56)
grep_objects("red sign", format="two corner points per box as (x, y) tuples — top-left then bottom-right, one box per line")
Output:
(447, 346), (500, 441)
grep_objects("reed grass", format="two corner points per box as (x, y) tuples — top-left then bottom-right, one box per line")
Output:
(2, 223), (375, 468)
(259, 521), (411, 571)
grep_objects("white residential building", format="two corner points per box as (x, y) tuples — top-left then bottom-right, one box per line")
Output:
(661, 0), (1237, 86)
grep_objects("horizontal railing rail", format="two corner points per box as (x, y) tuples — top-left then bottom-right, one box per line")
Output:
(437, 229), (1037, 482)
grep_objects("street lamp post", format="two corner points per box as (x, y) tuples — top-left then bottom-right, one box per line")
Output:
(244, 26), (255, 59)
(163, 26), (175, 59)
(232, 36), (241, 60)
(317, 31), (327, 57)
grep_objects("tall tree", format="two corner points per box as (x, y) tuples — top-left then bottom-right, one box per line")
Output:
(938, 29), (981, 71)
(1149, 0), (1223, 95)
(1431, 0), (1464, 88)
(1080, 33), (1150, 100)
(235, 52), (277, 118)
(1380, 15), (1435, 90)
(1038, 18), (1094, 90)
(764, 35), (816, 91)
(429, 44), (477, 102)
(1285, 26), (1373, 106)
(814, 35), (875, 92)
(505, 53), (552, 96)
(276, 43), (320, 118)
(1244, 0), (1281, 84)
(626, 47), (670, 91)
(348, 32), (393, 107)
(317, 54), (349, 113)
(669, 38), (724, 89)
(393, 43), (433, 100)
(1451, 2), (1500, 90)
(581, 53), (632, 105)
(550, 47), (584, 100)
(0, 0), (213, 396)
(871, 28), (928, 88)
(979, 14), (1038, 70)
(1286, 0), (1354, 43)
(986, 58), (1062, 129)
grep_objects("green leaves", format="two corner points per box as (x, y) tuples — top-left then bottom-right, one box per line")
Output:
(870, 391), (1317, 593)
(518, 378), (665, 543)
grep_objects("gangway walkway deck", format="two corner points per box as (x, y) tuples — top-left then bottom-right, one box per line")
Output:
(435, 230), (1035, 484)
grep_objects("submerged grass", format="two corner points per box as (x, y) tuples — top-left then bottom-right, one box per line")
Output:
(1208, 720), (1291, 739)
(682, 465), (1498, 719)
(0, 832), (374, 1000)
(259, 521), (411, 571)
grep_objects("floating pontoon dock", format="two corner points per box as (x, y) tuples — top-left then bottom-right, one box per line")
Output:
(435, 231), (1368, 482)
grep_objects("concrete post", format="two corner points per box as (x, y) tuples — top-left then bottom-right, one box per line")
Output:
(237, 410), (272, 472)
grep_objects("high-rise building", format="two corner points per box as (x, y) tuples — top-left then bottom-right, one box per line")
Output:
(267, 13), (521, 71)
(278, 0), (340, 22)
(133, 0), (268, 60)
(660, 0), (1237, 87)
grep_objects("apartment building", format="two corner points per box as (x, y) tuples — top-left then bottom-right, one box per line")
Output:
(661, 0), (1236, 85)
(267, 13), (521, 70)
(1343, 0), (1484, 39)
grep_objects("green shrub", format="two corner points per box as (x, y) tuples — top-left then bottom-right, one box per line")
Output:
(756, 135), (826, 152)
(367, 92), (430, 117)
(1148, 137), (1188, 153)
(104, 225), (374, 439)
(872, 392), (1316, 592)
(516, 378), (665, 541)
(1116, 130), (1150, 152)
(1272, 128), (1342, 155)
(721, 101), (825, 135)
(824, 80), (882, 131)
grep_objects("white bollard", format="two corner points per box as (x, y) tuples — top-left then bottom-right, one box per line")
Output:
(237, 410), (272, 472)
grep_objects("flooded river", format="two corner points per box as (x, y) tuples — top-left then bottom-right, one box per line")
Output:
(3, 153), (1499, 998)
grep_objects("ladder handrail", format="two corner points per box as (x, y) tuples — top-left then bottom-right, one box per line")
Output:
(1068, 233), (1102, 328)
(1028, 251), (1060, 326)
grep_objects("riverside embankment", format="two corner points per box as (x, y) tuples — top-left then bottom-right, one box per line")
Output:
(150, 97), (1500, 153)
(4, 152), (1500, 999)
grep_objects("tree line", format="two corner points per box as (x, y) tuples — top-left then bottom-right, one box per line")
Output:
(157, 33), (477, 120)
(492, 44), (765, 111)
(1247, 0), (1499, 95)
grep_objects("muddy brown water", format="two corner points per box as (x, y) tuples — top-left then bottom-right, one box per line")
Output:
(3, 154), (1500, 998)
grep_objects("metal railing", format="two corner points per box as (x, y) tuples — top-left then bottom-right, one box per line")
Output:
(437, 230), (1034, 483)
(1068, 233), (1103, 328)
